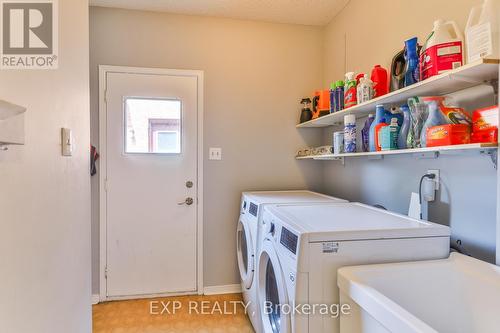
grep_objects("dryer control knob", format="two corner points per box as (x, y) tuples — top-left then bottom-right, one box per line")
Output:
(269, 223), (275, 235)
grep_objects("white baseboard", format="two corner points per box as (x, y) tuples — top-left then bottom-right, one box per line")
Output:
(92, 294), (100, 305)
(204, 284), (241, 295)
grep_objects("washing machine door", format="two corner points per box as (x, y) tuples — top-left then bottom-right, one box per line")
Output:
(237, 217), (255, 289)
(258, 238), (291, 333)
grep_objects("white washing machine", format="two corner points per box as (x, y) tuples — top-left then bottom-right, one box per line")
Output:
(236, 191), (348, 333)
(257, 203), (451, 333)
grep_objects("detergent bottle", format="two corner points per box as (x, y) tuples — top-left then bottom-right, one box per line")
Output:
(465, 0), (500, 62)
(357, 74), (374, 104)
(404, 37), (420, 87)
(369, 105), (390, 152)
(335, 80), (345, 111)
(344, 72), (358, 108)
(420, 101), (450, 147)
(420, 19), (464, 80)
(361, 114), (375, 152)
(330, 82), (336, 113)
(371, 65), (389, 97)
(397, 105), (411, 149)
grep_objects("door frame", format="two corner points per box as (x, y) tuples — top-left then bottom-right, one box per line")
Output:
(98, 65), (204, 301)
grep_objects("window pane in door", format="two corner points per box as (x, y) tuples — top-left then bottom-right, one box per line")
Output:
(124, 98), (181, 154)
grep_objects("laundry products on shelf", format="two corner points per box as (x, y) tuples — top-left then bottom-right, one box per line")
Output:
(471, 105), (498, 143)
(404, 37), (420, 87)
(421, 19), (464, 80)
(380, 118), (400, 151)
(357, 74), (374, 104)
(371, 65), (389, 97)
(361, 114), (375, 152)
(466, 0), (500, 62)
(344, 72), (358, 108)
(426, 124), (471, 147)
(344, 115), (356, 153)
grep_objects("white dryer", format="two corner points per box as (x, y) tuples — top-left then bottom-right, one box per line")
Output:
(236, 191), (347, 333)
(257, 203), (451, 333)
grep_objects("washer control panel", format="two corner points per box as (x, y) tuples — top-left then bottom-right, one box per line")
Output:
(280, 227), (298, 255)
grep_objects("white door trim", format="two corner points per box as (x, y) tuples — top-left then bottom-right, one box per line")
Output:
(98, 65), (204, 301)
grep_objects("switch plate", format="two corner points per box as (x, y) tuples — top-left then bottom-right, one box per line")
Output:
(209, 147), (222, 160)
(61, 128), (73, 156)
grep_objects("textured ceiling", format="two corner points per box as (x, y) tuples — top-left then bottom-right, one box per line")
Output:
(89, 0), (350, 26)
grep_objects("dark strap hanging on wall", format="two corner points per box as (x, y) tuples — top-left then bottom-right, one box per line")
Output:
(90, 145), (99, 176)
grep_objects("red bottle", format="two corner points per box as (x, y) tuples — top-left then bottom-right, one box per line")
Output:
(371, 65), (389, 97)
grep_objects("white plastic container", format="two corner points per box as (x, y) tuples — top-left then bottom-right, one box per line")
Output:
(356, 74), (374, 104)
(465, 0), (500, 62)
(420, 19), (464, 80)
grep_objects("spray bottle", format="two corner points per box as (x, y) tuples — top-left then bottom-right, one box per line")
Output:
(344, 72), (358, 108)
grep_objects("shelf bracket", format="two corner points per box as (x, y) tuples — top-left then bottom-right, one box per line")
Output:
(482, 149), (498, 169)
(413, 151), (439, 159)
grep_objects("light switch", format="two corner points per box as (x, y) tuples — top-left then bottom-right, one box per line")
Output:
(61, 128), (73, 156)
(209, 147), (222, 160)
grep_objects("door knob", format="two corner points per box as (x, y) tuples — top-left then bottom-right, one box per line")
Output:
(178, 197), (194, 206)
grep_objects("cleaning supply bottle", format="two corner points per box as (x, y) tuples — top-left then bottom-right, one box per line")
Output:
(421, 19), (464, 80)
(420, 101), (450, 147)
(344, 72), (358, 108)
(330, 82), (336, 113)
(369, 105), (389, 152)
(344, 114), (356, 153)
(361, 114), (375, 152)
(375, 120), (389, 151)
(380, 118), (400, 151)
(397, 105), (411, 149)
(371, 65), (389, 97)
(357, 74), (374, 104)
(335, 80), (344, 111)
(404, 37), (420, 87)
(465, 0), (500, 62)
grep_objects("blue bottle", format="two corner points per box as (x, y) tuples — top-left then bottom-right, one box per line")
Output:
(329, 82), (336, 113)
(335, 80), (344, 111)
(397, 105), (411, 149)
(361, 114), (375, 152)
(369, 105), (388, 152)
(420, 101), (449, 147)
(404, 37), (420, 87)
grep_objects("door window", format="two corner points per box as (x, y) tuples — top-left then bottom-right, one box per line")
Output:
(124, 98), (181, 154)
(266, 259), (281, 332)
(238, 228), (248, 275)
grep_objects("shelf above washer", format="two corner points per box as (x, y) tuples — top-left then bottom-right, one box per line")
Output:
(297, 58), (499, 128)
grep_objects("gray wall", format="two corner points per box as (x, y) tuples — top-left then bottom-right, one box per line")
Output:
(90, 7), (325, 293)
(321, 0), (498, 262)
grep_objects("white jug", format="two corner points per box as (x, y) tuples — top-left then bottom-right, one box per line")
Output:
(465, 0), (500, 62)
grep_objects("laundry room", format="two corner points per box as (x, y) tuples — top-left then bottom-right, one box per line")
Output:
(0, 0), (499, 332)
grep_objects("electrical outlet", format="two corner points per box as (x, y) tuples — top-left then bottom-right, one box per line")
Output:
(427, 169), (440, 190)
(209, 148), (222, 160)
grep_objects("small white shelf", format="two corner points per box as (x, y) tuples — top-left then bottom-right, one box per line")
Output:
(0, 99), (26, 120)
(296, 143), (498, 160)
(297, 58), (499, 128)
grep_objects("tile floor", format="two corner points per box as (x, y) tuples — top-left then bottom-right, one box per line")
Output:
(93, 293), (255, 333)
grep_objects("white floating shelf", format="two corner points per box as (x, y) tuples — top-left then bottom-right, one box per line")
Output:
(296, 143), (498, 160)
(0, 99), (26, 120)
(297, 58), (499, 128)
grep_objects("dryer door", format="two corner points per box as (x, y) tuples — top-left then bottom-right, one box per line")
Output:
(258, 238), (291, 333)
(237, 218), (255, 289)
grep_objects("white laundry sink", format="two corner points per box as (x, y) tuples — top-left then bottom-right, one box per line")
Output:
(337, 253), (500, 333)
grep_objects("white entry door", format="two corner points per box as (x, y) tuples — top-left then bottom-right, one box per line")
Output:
(101, 67), (202, 298)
